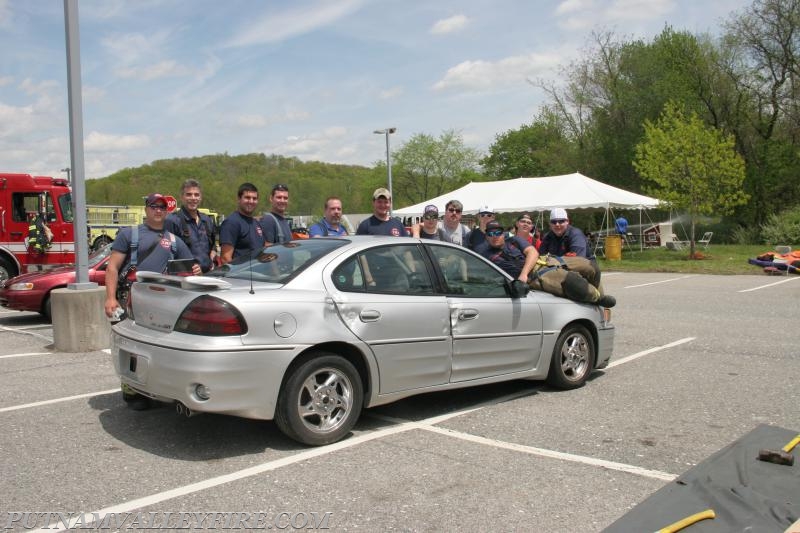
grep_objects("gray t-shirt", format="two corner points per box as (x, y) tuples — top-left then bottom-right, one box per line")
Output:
(439, 222), (471, 246)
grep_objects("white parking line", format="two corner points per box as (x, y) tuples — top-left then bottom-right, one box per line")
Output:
(624, 275), (695, 289)
(0, 324), (53, 341)
(0, 352), (51, 359)
(737, 276), (800, 293)
(606, 337), (695, 369)
(425, 425), (676, 481)
(0, 389), (118, 413)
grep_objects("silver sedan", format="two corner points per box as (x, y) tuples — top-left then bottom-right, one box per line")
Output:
(112, 236), (614, 445)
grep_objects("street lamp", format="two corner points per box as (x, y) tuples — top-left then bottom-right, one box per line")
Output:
(373, 127), (396, 216)
(60, 167), (71, 184)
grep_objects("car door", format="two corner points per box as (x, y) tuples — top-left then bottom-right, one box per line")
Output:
(425, 243), (544, 383)
(326, 243), (452, 394)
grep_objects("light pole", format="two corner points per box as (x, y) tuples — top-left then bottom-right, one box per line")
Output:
(373, 127), (396, 216)
(60, 167), (71, 184)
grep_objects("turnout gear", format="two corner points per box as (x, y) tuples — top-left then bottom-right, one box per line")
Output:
(528, 254), (614, 307)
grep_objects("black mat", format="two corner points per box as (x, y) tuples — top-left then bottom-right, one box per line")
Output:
(604, 424), (799, 532)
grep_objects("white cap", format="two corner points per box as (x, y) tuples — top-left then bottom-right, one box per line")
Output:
(478, 205), (494, 214)
(550, 208), (568, 221)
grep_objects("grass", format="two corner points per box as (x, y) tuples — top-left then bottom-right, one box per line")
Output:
(597, 244), (777, 275)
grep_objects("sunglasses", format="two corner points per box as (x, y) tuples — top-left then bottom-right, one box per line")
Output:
(147, 204), (167, 211)
(480, 213), (494, 218)
(486, 229), (504, 237)
(447, 208), (462, 213)
(551, 219), (568, 224)
(272, 184), (289, 193)
(423, 215), (438, 220)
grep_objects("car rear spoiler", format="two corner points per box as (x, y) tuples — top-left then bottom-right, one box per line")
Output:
(135, 271), (232, 290)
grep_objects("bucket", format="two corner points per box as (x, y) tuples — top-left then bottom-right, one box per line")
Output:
(605, 234), (622, 260)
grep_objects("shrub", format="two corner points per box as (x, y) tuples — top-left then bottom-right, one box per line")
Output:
(760, 206), (800, 245)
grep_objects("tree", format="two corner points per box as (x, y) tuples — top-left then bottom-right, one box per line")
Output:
(389, 130), (482, 206)
(633, 102), (748, 257)
(482, 108), (579, 179)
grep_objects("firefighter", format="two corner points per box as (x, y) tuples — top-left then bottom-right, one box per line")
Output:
(25, 212), (52, 255)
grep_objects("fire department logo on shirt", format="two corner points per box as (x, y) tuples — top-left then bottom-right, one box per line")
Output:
(160, 237), (172, 249)
(391, 228), (401, 236)
(256, 225), (263, 237)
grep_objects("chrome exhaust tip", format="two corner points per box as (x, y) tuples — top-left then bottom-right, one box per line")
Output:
(175, 402), (195, 417)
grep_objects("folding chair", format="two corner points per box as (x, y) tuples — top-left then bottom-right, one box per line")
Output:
(697, 232), (713, 249)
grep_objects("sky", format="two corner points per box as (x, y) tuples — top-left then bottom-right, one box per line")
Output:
(0, 0), (752, 180)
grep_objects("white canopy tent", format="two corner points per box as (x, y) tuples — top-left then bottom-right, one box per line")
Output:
(393, 172), (660, 216)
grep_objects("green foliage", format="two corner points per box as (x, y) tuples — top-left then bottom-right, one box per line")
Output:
(730, 225), (761, 245)
(634, 101), (748, 256)
(390, 130), (483, 205)
(760, 205), (800, 245)
(86, 153), (378, 217)
(482, 108), (578, 179)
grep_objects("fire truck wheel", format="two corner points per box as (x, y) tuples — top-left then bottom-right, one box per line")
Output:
(92, 236), (113, 251)
(0, 257), (16, 283)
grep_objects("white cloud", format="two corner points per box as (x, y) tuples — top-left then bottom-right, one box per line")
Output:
(115, 60), (192, 81)
(225, 0), (365, 47)
(19, 78), (59, 96)
(433, 52), (562, 92)
(556, 0), (675, 30)
(82, 85), (106, 103)
(264, 126), (348, 160)
(84, 131), (151, 152)
(430, 14), (469, 35)
(101, 31), (173, 66)
(379, 86), (404, 100)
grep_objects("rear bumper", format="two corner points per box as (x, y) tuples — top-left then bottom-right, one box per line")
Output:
(112, 331), (304, 420)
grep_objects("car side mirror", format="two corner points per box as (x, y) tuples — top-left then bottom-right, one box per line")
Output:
(507, 279), (529, 299)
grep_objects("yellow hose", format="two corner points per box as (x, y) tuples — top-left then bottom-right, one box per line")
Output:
(656, 509), (715, 533)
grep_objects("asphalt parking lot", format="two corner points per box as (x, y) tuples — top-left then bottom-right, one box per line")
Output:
(1, 272), (799, 532)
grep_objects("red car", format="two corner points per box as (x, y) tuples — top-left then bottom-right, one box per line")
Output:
(0, 244), (111, 321)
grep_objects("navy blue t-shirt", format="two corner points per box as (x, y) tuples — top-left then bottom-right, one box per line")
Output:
(356, 216), (408, 236)
(476, 236), (531, 279)
(164, 208), (215, 272)
(220, 211), (264, 259)
(260, 212), (292, 244)
(538, 225), (590, 258)
(112, 224), (194, 274)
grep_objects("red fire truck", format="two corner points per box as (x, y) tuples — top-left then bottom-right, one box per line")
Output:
(0, 173), (76, 281)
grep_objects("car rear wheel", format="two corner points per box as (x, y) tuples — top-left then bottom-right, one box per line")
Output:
(275, 353), (363, 446)
(92, 235), (113, 251)
(547, 324), (595, 389)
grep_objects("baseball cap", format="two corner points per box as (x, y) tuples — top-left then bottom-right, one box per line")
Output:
(373, 187), (392, 200)
(550, 208), (568, 221)
(478, 205), (494, 215)
(485, 220), (503, 233)
(423, 205), (439, 218)
(145, 193), (167, 207)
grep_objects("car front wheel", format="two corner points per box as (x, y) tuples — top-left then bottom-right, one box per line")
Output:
(275, 353), (363, 446)
(547, 324), (595, 389)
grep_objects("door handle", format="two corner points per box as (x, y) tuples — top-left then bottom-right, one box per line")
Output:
(359, 310), (381, 322)
(458, 309), (478, 320)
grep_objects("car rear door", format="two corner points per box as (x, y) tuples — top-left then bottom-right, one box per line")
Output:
(326, 244), (452, 394)
(424, 243), (544, 383)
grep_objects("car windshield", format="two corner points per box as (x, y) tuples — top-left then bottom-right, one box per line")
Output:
(89, 243), (113, 266)
(208, 239), (348, 283)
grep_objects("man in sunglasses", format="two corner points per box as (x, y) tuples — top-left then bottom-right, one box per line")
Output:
(467, 205), (496, 249)
(104, 192), (200, 410)
(412, 205), (445, 239)
(440, 199), (471, 246)
(478, 221), (616, 307)
(538, 208), (590, 258)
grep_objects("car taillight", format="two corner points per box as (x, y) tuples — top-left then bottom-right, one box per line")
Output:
(174, 295), (247, 336)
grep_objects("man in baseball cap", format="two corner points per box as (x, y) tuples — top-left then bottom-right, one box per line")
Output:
(538, 207), (591, 259)
(468, 205), (497, 249)
(356, 187), (408, 236)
